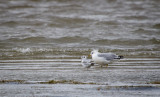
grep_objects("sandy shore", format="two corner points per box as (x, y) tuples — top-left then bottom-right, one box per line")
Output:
(1, 83), (160, 97)
(0, 58), (160, 97)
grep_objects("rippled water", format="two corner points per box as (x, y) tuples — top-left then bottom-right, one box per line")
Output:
(0, 0), (160, 97)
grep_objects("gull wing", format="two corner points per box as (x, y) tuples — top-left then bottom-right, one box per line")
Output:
(98, 53), (118, 60)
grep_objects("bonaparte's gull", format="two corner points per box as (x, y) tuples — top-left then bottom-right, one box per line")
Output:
(81, 56), (94, 69)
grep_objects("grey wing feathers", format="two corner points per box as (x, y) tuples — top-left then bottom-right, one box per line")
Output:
(98, 53), (118, 60)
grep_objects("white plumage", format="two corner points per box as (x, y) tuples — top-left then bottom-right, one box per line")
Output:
(90, 50), (123, 67)
(81, 56), (94, 69)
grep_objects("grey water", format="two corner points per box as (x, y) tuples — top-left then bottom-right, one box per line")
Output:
(0, 0), (160, 97)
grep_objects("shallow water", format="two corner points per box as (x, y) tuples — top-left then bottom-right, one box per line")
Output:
(0, 0), (160, 97)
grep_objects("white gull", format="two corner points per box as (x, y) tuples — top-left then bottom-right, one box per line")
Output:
(81, 56), (94, 69)
(90, 50), (123, 67)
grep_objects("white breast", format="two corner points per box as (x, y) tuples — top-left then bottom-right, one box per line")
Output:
(92, 54), (109, 65)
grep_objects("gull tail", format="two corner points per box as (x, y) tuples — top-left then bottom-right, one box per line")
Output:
(114, 55), (124, 59)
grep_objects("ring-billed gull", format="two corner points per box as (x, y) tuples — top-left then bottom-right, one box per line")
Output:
(81, 56), (94, 69)
(90, 50), (123, 67)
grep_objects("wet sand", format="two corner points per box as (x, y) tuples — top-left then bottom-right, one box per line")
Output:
(0, 57), (160, 97)
(1, 84), (160, 97)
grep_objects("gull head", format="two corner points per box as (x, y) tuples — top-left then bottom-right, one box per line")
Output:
(81, 55), (87, 59)
(90, 49), (99, 56)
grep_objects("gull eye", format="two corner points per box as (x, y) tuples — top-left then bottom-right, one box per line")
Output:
(91, 52), (94, 55)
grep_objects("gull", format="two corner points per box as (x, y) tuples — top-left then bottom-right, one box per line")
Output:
(90, 50), (123, 67)
(81, 56), (94, 69)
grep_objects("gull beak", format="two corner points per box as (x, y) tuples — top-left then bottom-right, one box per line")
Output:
(88, 54), (91, 57)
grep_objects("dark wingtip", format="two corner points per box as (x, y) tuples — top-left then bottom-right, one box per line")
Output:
(119, 55), (124, 59)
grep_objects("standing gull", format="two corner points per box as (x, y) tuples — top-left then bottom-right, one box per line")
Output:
(90, 50), (123, 67)
(81, 56), (94, 69)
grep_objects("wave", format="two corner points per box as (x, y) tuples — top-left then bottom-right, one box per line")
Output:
(0, 21), (18, 27)
(52, 36), (91, 43)
(153, 23), (160, 29)
(133, 28), (150, 34)
(3, 36), (160, 45)
(91, 38), (160, 46)
(0, 46), (160, 60)
(123, 15), (148, 20)
(2, 36), (91, 44)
